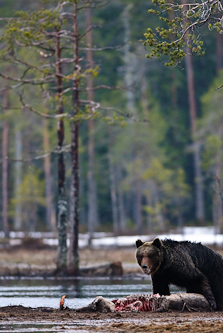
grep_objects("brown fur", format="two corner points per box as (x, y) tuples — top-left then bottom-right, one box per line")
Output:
(136, 238), (223, 310)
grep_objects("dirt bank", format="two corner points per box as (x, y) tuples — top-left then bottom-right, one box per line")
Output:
(0, 245), (141, 276)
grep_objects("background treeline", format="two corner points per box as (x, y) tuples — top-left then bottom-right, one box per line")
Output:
(0, 0), (223, 236)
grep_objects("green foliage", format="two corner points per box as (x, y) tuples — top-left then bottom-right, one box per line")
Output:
(197, 70), (223, 174)
(201, 135), (222, 172)
(141, 0), (223, 65)
(143, 159), (189, 210)
(1, 0), (222, 233)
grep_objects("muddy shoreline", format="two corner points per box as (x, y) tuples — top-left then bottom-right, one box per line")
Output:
(1, 245), (223, 332)
(1, 305), (223, 332)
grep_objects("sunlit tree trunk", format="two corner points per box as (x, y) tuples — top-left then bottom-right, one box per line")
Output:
(2, 88), (10, 237)
(85, 6), (98, 245)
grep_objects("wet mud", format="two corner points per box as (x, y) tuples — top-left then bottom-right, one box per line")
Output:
(1, 306), (223, 332)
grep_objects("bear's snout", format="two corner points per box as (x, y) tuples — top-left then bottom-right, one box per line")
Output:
(142, 264), (149, 274)
(141, 257), (151, 275)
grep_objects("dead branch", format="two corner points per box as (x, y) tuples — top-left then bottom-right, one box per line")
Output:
(0, 144), (72, 164)
(18, 93), (68, 119)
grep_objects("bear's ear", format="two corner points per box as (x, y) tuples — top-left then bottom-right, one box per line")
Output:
(152, 238), (162, 249)
(136, 239), (144, 248)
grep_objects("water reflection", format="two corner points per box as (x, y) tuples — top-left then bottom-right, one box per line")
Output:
(0, 277), (152, 309)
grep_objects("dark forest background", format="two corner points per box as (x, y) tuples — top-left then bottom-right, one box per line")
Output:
(1, 0), (223, 238)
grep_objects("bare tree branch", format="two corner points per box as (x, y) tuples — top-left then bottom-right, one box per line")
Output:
(18, 93), (68, 119)
(0, 144), (72, 164)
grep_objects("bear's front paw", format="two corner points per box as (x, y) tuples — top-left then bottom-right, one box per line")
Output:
(210, 301), (216, 311)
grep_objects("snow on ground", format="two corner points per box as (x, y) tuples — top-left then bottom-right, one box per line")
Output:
(5, 226), (223, 248)
(42, 226), (223, 248)
(88, 226), (223, 248)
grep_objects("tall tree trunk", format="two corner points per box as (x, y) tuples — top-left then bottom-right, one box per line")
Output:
(85, 6), (98, 245)
(123, 4), (134, 112)
(123, 4), (144, 232)
(181, 0), (204, 222)
(117, 166), (126, 232)
(135, 179), (143, 234)
(14, 128), (22, 230)
(2, 88), (10, 237)
(185, 52), (204, 223)
(146, 191), (152, 234)
(216, 33), (223, 74)
(153, 183), (165, 232)
(56, 26), (67, 272)
(214, 32), (223, 232)
(43, 118), (56, 231)
(108, 132), (119, 237)
(69, 2), (79, 275)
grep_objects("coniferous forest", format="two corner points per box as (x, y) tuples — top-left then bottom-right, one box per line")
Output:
(0, 0), (223, 252)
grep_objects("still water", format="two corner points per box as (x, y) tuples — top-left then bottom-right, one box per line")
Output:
(0, 277), (183, 332)
(0, 276), (153, 309)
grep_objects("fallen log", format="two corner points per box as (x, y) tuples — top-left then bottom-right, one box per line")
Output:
(79, 261), (123, 276)
(75, 293), (211, 313)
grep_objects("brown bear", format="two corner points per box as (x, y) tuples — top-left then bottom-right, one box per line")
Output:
(135, 238), (223, 310)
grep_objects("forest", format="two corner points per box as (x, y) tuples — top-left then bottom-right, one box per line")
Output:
(0, 0), (223, 258)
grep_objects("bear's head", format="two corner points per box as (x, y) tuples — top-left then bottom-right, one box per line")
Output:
(135, 238), (163, 275)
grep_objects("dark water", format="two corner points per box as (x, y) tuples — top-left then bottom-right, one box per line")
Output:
(0, 276), (153, 309)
